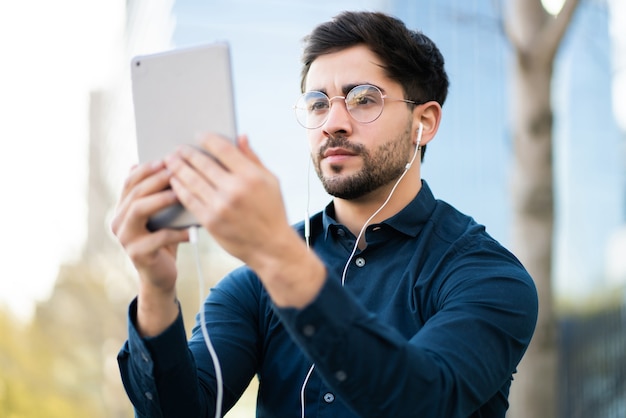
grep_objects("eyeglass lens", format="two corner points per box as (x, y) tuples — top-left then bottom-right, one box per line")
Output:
(295, 84), (385, 129)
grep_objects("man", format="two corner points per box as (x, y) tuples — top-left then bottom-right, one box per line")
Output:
(113, 11), (538, 418)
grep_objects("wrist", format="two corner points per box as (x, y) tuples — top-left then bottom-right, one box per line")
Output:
(251, 228), (327, 308)
(136, 285), (179, 337)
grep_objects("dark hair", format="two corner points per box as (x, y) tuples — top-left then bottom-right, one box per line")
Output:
(300, 11), (450, 158)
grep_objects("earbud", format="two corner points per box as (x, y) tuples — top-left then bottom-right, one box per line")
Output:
(405, 123), (424, 170)
(416, 122), (423, 150)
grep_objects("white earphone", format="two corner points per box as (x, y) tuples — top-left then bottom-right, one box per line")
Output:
(417, 122), (423, 147)
(300, 120), (425, 418)
(405, 122), (424, 170)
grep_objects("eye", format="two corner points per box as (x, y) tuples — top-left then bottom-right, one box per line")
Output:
(347, 86), (382, 107)
(351, 94), (374, 106)
(302, 92), (329, 113)
(308, 99), (329, 112)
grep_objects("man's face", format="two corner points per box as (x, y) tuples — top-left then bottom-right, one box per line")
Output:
(304, 45), (415, 200)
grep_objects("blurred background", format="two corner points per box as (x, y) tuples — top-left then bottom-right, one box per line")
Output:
(0, 0), (624, 417)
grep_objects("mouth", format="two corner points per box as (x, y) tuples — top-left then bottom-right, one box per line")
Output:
(322, 147), (358, 164)
(323, 147), (357, 158)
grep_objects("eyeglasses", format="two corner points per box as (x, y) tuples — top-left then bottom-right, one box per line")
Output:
(294, 84), (417, 129)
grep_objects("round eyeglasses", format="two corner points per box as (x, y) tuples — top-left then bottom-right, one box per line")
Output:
(294, 84), (417, 129)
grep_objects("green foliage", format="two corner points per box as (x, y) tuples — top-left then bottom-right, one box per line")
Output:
(0, 309), (97, 417)
(0, 233), (252, 417)
(0, 262), (134, 418)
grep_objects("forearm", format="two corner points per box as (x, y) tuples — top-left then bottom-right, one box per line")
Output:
(247, 226), (327, 309)
(136, 282), (179, 337)
(275, 279), (435, 417)
(275, 276), (536, 418)
(120, 273), (262, 418)
(119, 299), (206, 418)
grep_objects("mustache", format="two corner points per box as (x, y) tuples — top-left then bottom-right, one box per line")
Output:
(317, 135), (365, 159)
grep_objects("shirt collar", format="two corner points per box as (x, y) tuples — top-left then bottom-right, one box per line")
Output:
(321, 180), (437, 239)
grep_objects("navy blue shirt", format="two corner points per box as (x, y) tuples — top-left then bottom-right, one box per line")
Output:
(118, 181), (538, 417)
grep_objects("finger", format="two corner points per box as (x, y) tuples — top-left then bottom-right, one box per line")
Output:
(114, 163), (171, 216)
(197, 133), (253, 174)
(125, 227), (188, 264)
(113, 188), (178, 239)
(113, 162), (170, 230)
(127, 166), (172, 204)
(166, 146), (229, 205)
(124, 230), (189, 288)
(120, 160), (166, 201)
(236, 134), (263, 167)
(169, 175), (214, 225)
(193, 134), (268, 190)
(166, 148), (237, 229)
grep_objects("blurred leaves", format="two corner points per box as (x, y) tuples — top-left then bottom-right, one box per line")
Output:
(0, 229), (246, 417)
(0, 261), (133, 418)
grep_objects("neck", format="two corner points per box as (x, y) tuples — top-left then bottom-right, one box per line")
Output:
(333, 165), (422, 244)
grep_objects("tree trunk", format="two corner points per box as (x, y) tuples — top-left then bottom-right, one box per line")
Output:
(503, 1), (580, 417)
(507, 52), (558, 418)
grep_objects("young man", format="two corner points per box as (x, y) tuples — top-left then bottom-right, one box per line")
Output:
(113, 11), (538, 418)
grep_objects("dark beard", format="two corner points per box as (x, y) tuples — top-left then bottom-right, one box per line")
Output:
(314, 124), (413, 200)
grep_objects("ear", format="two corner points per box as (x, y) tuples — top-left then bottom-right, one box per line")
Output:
(412, 101), (442, 146)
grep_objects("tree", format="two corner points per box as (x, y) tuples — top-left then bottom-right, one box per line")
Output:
(0, 306), (102, 417)
(502, 1), (580, 417)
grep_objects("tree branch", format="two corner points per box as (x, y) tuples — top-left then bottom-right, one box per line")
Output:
(501, 0), (524, 51)
(539, 0), (581, 63)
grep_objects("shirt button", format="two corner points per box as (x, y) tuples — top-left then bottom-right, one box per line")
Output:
(355, 257), (365, 267)
(337, 228), (345, 237)
(145, 391), (154, 401)
(302, 324), (316, 337)
(323, 392), (335, 403)
(335, 370), (347, 382)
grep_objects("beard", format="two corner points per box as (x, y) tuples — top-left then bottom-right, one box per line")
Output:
(313, 122), (414, 200)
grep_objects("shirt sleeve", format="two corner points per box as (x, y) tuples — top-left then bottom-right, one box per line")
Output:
(117, 298), (204, 418)
(274, 251), (538, 418)
(117, 269), (261, 418)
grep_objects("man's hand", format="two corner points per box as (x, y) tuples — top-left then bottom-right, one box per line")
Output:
(165, 134), (327, 308)
(111, 160), (189, 336)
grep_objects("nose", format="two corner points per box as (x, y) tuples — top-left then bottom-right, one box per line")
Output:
(321, 96), (353, 137)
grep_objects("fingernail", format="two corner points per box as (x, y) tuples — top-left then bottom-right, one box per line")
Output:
(179, 145), (193, 156)
(165, 154), (176, 165)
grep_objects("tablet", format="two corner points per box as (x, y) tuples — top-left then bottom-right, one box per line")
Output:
(130, 42), (237, 230)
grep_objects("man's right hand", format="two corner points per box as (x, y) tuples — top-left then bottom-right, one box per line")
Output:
(111, 160), (190, 337)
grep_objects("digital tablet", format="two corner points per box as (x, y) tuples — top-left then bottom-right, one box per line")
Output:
(130, 42), (237, 231)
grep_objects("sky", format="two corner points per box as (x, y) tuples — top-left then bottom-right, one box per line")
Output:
(0, 0), (385, 321)
(0, 0), (624, 321)
(0, 1), (125, 320)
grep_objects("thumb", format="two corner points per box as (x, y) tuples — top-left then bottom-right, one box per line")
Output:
(237, 134), (263, 166)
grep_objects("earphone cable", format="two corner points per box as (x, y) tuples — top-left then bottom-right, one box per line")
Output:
(189, 226), (224, 418)
(300, 128), (422, 417)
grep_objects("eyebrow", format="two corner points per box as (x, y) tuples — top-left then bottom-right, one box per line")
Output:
(311, 82), (386, 96)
